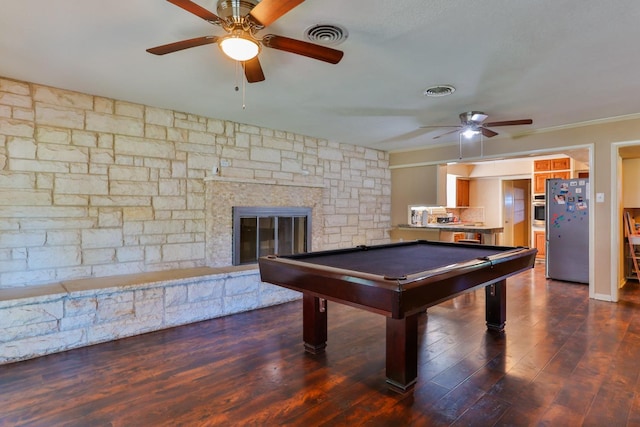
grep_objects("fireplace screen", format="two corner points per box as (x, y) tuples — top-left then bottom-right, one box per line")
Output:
(232, 206), (311, 265)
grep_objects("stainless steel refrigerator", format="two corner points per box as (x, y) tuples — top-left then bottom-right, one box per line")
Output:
(545, 178), (589, 283)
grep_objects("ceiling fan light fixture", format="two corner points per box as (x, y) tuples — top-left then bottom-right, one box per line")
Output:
(462, 128), (480, 139)
(219, 33), (260, 61)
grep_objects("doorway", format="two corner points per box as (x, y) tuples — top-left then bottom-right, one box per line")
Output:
(616, 144), (640, 292)
(502, 179), (531, 247)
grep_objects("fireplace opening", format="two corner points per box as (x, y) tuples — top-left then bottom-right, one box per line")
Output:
(232, 206), (312, 265)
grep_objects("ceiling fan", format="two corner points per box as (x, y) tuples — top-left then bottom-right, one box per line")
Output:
(424, 111), (533, 139)
(146, 0), (344, 83)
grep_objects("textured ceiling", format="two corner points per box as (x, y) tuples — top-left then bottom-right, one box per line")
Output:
(1, 0), (639, 152)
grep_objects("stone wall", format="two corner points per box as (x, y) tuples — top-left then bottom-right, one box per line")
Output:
(0, 76), (391, 288)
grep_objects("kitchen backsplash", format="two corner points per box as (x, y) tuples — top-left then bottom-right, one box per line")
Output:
(447, 207), (485, 223)
(408, 205), (485, 226)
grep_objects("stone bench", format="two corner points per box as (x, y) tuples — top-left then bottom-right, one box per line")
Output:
(0, 266), (300, 364)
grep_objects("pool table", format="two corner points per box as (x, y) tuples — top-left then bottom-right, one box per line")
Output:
(258, 240), (537, 393)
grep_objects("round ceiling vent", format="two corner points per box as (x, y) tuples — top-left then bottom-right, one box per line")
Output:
(424, 85), (456, 97)
(304, 24), (348, 46)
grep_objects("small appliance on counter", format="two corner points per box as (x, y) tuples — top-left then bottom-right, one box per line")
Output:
(409, 206), (448, 226)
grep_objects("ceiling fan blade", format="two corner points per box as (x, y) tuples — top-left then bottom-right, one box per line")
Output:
(484, 119), (533, 127)
(248, 0), (304, 27)
(146, 36), (218, 55)
(480, 127), (499, 138)
(167, 0), (224, 24)
(470, 113), (488, 123)
(433, 128), (462, 139)
(243, 57), (265, 83)
(262, 34), (343, 64)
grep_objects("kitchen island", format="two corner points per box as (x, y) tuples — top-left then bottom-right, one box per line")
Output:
(395, 223), (504, 245)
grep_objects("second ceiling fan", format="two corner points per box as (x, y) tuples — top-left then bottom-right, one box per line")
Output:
(146, 0), (344, 83)
(424, 111), (533, 139)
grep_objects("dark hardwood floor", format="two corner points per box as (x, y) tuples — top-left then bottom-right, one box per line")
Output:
(3, 264), (640, 426)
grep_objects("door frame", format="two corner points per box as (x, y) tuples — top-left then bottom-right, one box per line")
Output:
(501, 176), (532, 247)
(611, 140), (640, 302)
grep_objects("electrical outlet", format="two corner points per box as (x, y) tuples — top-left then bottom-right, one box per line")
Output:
(220, 159), (230, 167)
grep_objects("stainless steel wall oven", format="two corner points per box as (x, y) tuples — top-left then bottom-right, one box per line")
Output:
(533, 196), (545, 226)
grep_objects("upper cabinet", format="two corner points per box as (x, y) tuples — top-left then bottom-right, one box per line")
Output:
(446, 171), (472, 207)
(456, 179), (470, 207)
(533, 158), (570, 172)
(551, 158), (571, 170)
(533, 160), (552, 172)
(533, 158), (571, 193)
(534, 173), (550, 194)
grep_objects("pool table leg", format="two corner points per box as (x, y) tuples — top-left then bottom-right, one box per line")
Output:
(302, 294), (327, 354)
(385, 314), (418, 393)
(485, 279), (507, 332)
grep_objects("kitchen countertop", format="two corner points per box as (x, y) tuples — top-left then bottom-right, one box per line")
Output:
(397, 224), (504, 233)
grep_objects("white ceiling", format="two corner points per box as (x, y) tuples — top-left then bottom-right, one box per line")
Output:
(1, 0), (639, 152)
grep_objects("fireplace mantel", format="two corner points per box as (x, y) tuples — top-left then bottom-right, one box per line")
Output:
(204, 176), (325, 189)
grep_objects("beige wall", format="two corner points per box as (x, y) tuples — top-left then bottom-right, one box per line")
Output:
(0, 77), (391, 288)
(391, 118), (640, 300)
(469, 158), (534, 178)
(469, 178), (501, 228)
(390, 164), (438, 226)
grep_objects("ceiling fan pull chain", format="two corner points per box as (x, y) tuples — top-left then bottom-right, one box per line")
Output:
(234, 60), (241, 92)
(459, 132), (463, 160)
(242, 70), (247, 110)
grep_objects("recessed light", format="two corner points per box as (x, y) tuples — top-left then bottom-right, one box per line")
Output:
(423, 85), (456, 97)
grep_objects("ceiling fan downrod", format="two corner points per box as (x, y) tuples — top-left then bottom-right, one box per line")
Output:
(217, 0), (259, 26)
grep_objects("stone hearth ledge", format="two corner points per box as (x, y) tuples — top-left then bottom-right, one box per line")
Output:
(0, 266), (300, 364)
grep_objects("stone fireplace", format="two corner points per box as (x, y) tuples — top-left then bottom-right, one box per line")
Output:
(232, 206), (312, 265)
(205, 177), (324, 267)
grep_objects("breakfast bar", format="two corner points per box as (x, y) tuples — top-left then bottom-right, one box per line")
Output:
(396, 224), (505, 245)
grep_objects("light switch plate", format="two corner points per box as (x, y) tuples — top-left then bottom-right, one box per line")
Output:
(596, 193), (605, 203)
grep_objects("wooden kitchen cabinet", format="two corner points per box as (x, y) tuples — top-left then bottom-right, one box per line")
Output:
(535, 157), (570, 172)
(533, 157), (571, 193)
(534, 173), (551, 194)
(533, 171), (571, 193)
(456, 178), (470, 207)
(534, 230), (546, 259)
(552, 171), (570, 180)
(534, 171), (571, 193)
(534, 160), (551, 172)
(551, 158), (570, 170)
